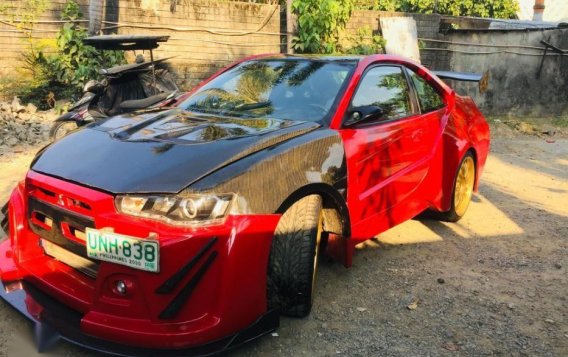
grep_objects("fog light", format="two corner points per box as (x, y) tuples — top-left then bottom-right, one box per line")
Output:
(116, 280), (127, 295)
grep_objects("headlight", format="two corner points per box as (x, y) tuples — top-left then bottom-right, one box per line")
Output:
(115, 193), (234, 226)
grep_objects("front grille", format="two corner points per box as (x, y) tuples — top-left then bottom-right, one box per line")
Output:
(28, 196), (99, 278)
(41, 239), (98, 278)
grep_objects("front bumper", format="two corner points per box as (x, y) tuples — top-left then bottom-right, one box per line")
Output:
(0, 278), (279, 356)
(0, 171), (281, 353)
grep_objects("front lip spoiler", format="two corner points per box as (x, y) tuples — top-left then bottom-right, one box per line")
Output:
(0, 279), (279, 356)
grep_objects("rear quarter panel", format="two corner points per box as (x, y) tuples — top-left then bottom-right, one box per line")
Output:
(459, 95), (490, 190)
(436, 95), (490, 211)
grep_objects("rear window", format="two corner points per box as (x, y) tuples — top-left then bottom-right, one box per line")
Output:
(408, 70), (445, 113)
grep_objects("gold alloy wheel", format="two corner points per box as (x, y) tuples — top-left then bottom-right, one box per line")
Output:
(454, 156), (475, 217)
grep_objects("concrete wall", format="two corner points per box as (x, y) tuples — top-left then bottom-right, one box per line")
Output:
(348, 10), (568, 116)
(0, 0), (282, 89)
(2, 3), (566, 116)
(109, 0), (282, 88)
(438, 28), (568, 116)
(0, 0), (90, 75)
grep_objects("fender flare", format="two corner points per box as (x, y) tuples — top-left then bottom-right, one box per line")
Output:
(275, 183), (351, 237)
(275, 183), (353, 268)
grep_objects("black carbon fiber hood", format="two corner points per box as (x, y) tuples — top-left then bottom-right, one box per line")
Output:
(31, 109), (320, 194)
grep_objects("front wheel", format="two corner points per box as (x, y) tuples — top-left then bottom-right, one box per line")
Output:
(49, 120), (78, 141)
(267, 195), (323, 317)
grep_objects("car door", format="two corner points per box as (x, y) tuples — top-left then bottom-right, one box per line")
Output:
(339, 64), (443, 240)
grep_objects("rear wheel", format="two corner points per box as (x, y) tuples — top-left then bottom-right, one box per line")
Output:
(49, 121), (77, 141)
(439, 152), (476, 222)
(267, 195), (323, 317)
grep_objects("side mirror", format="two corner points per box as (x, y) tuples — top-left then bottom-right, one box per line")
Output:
(344, 105), (384, 126)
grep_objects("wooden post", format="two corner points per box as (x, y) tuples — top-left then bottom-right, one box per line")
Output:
(286, 0), (294, 54)
(89, 0), (105, 35)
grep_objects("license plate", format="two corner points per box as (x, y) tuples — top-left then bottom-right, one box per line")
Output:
(86, 228), (159, 273)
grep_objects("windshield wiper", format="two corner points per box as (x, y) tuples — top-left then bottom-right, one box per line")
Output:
(234, 101), (271, 111)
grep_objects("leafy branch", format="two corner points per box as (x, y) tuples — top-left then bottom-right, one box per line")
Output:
(292, 0), (355, 54)
(354, 0), (519, 19)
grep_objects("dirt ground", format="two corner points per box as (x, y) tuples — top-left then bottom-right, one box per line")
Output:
(0, 125), (566, 357)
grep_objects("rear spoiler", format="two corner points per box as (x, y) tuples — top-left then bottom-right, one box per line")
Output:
(433, 71), (482, 82)
(433, 70), (489, 93)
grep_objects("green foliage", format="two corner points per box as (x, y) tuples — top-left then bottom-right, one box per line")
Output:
(292, 0), (386, 55)
(341, 26), (385, 55)
(0, 0), (54, 108)
(354, 0), (399, 11)
(551, 117), (568, 128)
(405, 0), (519, 18)
(46, 1), (125, 92)
(354, 0), (519, 19)
(292, 0), (355, 54)
(4, 0), (125, 109)
(292, 0), (518, 55)
(1, 77), (74, 111)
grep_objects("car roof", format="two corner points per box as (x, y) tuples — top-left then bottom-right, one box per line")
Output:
(249, 53), (364, 62)
(241, 54), (425, 67)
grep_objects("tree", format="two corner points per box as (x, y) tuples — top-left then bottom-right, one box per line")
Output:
(88, 0), (104, 35)
(292, 0), (355, 54)
(355, 0), (519, 19)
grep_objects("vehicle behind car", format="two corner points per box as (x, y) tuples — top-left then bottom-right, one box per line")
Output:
(49, 35), (179, 141)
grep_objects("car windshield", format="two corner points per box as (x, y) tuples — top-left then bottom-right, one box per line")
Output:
(178, 59), (355, 123)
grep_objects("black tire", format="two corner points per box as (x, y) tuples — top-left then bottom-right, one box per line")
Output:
(267, 195), (323, 317)
(49, 120), (78, 141)
(436, 151), (476, 222)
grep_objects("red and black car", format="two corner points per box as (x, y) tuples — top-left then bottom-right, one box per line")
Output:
(0, 54), (489, 355)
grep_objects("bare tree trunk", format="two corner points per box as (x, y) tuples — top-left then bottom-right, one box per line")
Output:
(89, 0), (105, 35)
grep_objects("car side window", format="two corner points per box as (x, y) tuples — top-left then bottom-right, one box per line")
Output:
(351, 66), (412, 121)
(408, 70), (445, 113)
